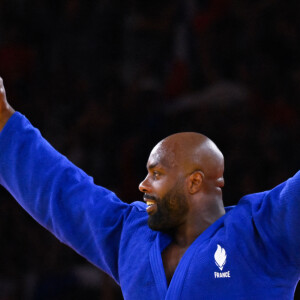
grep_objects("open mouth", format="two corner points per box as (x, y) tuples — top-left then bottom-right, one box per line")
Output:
(146, 200), (156, 207)
(144, 198), (158, 215)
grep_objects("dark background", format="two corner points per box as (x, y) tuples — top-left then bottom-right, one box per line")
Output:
(0, 0), (299, 298)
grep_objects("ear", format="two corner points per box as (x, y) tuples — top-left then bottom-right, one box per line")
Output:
(188, 171), (204, 194)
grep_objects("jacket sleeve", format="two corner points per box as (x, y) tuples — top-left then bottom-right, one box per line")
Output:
(252, 170), (300, 269)
(0, 112), (132, 283)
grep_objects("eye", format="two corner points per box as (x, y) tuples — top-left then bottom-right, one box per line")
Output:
(153, 171), (160, 179)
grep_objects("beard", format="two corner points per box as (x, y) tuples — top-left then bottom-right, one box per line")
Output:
(147, 180), (189, 232)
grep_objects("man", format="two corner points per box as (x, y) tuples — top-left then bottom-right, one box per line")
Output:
(0, 77), (299, 299)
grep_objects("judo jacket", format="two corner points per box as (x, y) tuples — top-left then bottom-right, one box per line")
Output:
(0, 112), (299, 299)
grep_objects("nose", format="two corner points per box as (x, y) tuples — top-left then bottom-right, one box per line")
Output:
(139, 176), (151, 193)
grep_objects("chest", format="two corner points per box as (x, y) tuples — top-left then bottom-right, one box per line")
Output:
(161, 244), (188, 285)
(119, 226), (291, 300)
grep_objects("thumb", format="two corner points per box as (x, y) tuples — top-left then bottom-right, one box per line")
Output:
(0, 77), (8, 109)
(0, 77), (15, 131)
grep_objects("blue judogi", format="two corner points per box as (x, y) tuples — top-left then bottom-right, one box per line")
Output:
(0, 112), (299, 299)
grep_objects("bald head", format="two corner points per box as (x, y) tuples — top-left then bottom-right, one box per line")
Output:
(140, 132), (225, 232)
(150, 132), (224, 187)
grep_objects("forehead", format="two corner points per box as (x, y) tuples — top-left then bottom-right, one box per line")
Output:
(147, 141), (177, 169)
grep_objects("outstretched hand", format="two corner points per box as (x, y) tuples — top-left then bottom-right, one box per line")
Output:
(0, 77), (15, 131)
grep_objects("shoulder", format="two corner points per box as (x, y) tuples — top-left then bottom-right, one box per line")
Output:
(123, 201), (148, 227)
(130, 201), (147, 212)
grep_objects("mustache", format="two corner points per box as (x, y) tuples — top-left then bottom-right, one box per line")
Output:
(143, 194), (158, 201)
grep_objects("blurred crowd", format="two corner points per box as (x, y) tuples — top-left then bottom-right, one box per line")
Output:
(0, 0), (299, 298)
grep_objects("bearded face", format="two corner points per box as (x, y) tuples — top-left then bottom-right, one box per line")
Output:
(147, 178), (189, 232)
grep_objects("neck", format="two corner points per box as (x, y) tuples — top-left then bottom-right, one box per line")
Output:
(170, 192), (225, 248)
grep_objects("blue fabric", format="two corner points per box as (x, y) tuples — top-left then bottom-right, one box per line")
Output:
(0, 112), (299, 299)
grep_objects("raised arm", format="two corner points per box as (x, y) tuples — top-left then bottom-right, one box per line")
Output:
(0, 77), (132, 283)
(0, 77), (15, 131)
(241, 170), (300, 269)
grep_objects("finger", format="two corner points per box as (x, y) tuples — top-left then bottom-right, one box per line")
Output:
(0, 77), (5, 96)
(0, 77), (7, 104)
(0, 77), (5, 94)
(0, 77), (14, 131)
